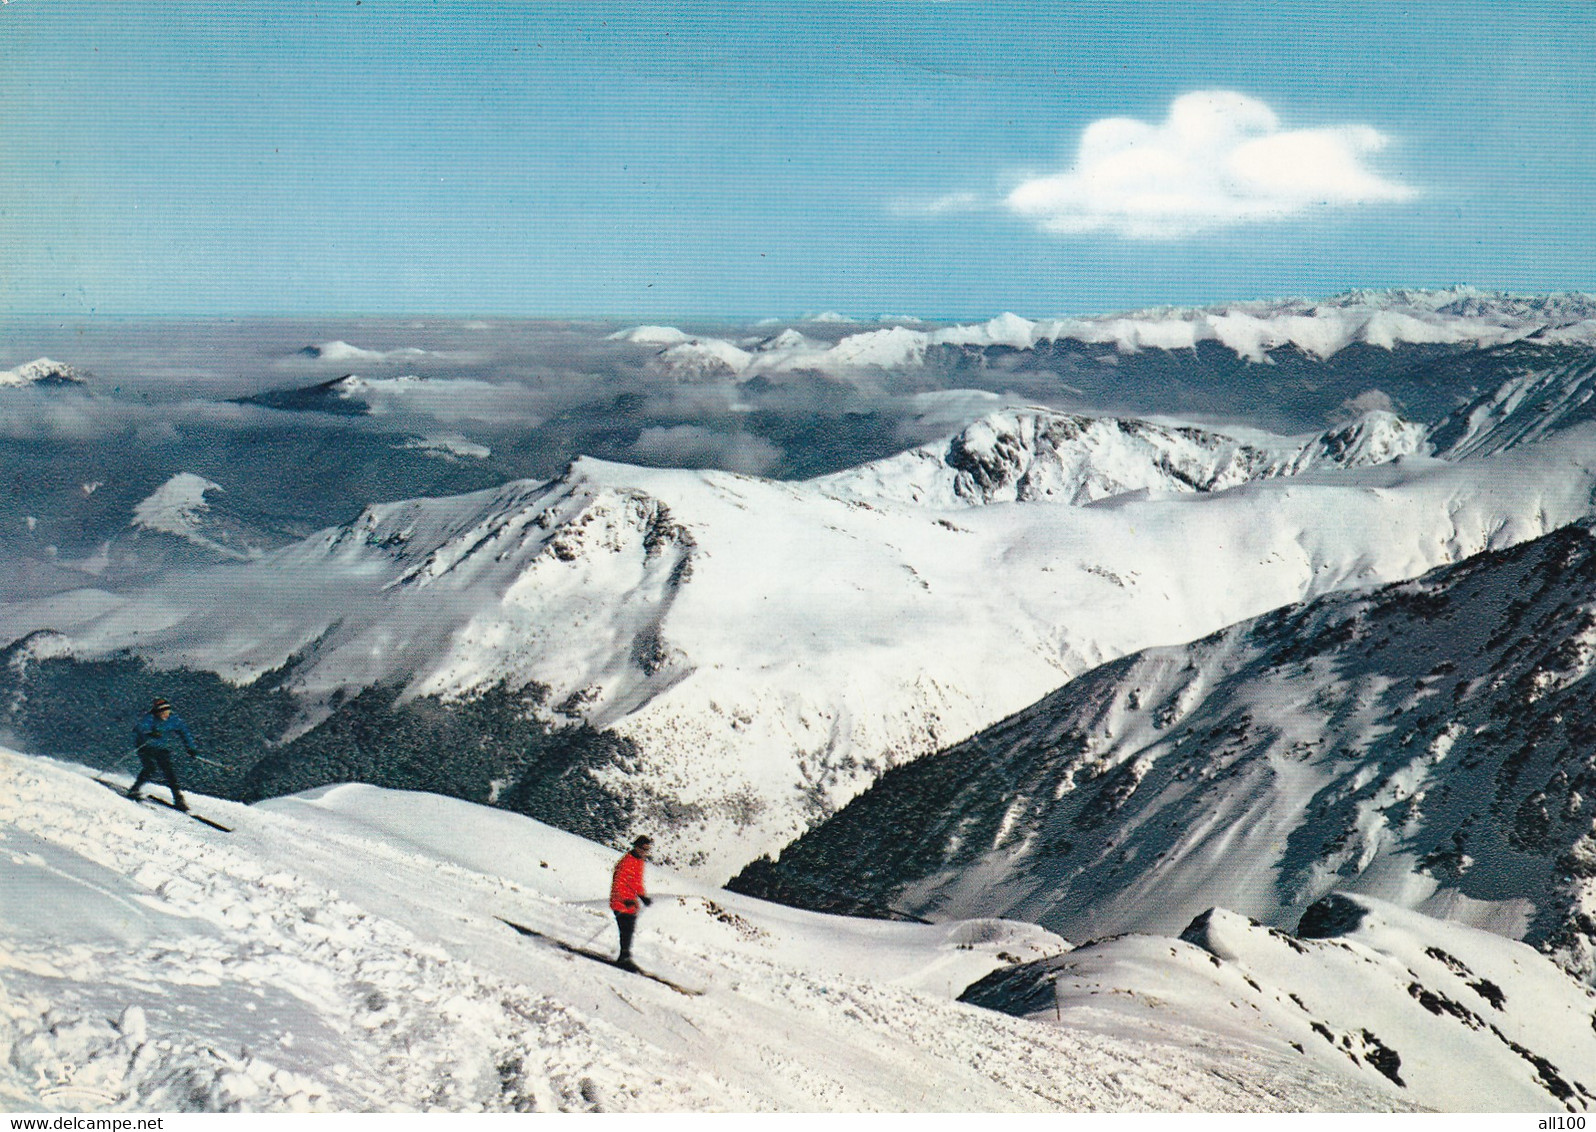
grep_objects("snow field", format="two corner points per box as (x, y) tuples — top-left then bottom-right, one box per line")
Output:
(968, 899), (1596, 1112)
(2, 752), (1408, 1112)
(1, 755), (744, 1111)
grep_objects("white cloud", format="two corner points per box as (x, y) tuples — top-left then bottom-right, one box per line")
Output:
(1004, 91), (1417, 239)
(630, 425), (783, 476)
(397, 435), (492, 461)
(1338, 388), (1397, 420)
(889, 191), (986, 217)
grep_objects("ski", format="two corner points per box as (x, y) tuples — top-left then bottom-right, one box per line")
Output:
(94, 777), (232, 832)
(139, 795), (233, 832)
(495, 916), (705, 996)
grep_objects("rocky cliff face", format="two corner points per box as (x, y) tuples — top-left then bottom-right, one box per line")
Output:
(814, 407), (1425, 509)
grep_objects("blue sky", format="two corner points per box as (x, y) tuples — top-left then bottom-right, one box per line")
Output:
(2, 1), (1593, 319)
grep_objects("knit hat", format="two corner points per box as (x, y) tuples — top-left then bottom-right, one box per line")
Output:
(151, 697), (171, 712)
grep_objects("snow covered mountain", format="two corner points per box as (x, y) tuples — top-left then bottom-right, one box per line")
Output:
(0, 357), (85, 387)
(730, 521), (1596, 985)
(650, 337), (755, 380)
(238, 372), (540, 427)
(239, 374), (376, 416)
(9, 294), (1596, 605)
(964, 894), (1596, 1113)
(9, 418), (1596, 879)
(610, 287), (1596, 380)
(13, 748), (1590, 1113)
(240, 373), (482, 416)
(588, 290), (1596, 437)
(814, 407), (1425, 508)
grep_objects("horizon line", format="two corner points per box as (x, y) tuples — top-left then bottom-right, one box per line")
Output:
(4, 282), (1592, 328)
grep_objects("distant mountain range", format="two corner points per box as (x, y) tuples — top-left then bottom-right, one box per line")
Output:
(624, 287), (1596, 379)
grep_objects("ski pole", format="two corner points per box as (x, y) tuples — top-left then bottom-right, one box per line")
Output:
(189, 753), (235, 770)
(580, 917), (612, 950)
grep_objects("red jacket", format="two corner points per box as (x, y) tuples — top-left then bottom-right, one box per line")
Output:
(610, 851), (647, 913)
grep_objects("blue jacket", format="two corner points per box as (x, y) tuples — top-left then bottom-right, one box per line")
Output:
(134, 712), (197, 754)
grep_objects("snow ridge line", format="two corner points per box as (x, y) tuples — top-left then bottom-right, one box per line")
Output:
(682, 937), (1408, 1112)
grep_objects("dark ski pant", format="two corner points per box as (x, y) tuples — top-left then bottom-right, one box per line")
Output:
(614, 911), (638, 963)
(131, 745), (185, 809)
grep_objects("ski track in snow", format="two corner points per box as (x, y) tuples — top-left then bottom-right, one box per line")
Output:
(0, 752), (1407, 1113)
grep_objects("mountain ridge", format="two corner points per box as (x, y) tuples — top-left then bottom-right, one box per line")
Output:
(618, 288), (1596, 378)
(729, 521), (1596, 985)
(814, 406), (1426, 508)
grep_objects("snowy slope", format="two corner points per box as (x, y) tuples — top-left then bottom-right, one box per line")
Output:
(10, 423), (1596, 879)
(814, 407), (1425, 508)
(131, 473), (224, 539)
(730, 521), (1596, 984)
(964, 895), (1596, 1113)
(2, 750), (1417, 1114)
(1427, 345), (1596, 459)
(129, 473), (271, 561)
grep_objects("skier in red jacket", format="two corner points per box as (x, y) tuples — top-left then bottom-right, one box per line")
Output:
(610, 835), (653, 970)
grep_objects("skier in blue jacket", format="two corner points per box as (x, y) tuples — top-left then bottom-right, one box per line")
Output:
(128, 697), (197, 811)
